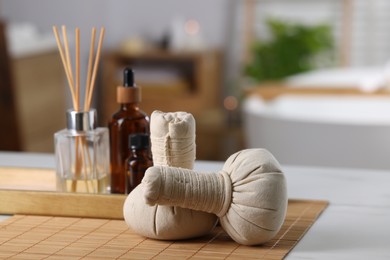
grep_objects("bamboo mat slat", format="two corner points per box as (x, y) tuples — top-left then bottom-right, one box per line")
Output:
(0, 199), (328, 259)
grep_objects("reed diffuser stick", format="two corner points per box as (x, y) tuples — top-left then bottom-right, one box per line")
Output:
(62, 26), (74, 92)
(52, 27), (77, 108)
(73, 27), (83, 192)
(84, 27), (96, 111)
(86, 27), (105, 110)
(75, 28), (80, 111)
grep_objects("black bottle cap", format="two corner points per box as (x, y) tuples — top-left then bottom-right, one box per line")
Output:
(123, 67), (135, 87)
(129, 134), (150, 149)
(117, 67), (140, 103)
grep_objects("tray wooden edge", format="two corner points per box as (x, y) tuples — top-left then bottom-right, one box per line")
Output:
(0, 190), (127, 220)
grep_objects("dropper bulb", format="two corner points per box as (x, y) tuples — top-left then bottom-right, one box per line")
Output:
(124, 67), (134, 87)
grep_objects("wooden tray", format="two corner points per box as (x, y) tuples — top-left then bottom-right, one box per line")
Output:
(0, 167), (55, 191)
(0, 199), (328, 259)
(0, 167), (125, 219)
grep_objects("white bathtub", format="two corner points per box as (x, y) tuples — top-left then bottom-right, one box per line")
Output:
(243, 95), (390, 170)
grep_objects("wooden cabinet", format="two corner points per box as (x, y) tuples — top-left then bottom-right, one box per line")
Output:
(98, 49), (224, 159)
(99, 49), (222, 119)
(12, 51), (66, 152)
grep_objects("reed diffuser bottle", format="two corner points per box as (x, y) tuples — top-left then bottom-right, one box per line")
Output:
(55, 109), (109, 193)
(52, 25), (108, 193)
(109, 68), (149, 194)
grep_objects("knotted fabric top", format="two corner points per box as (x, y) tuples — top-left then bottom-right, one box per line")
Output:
(150, 110), (196, 169)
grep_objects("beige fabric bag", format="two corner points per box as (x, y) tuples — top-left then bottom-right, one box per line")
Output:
(123, 111), (218, 240)
(143, 149), (288, 245)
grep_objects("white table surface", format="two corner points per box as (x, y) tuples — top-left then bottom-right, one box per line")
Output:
(1, 152), (390, 259)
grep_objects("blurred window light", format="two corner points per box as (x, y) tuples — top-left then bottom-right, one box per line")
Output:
(224, 96), (238, 111)
(185, 19), (200, 35)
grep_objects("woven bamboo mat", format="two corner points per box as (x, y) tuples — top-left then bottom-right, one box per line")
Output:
(0, 199), (327, 259)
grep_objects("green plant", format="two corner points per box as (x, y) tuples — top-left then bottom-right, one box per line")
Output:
(244, 18), (334, 82)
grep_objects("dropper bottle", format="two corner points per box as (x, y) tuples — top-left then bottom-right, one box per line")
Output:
(108, 68), (149, 194)
(125, 133), (153, 194)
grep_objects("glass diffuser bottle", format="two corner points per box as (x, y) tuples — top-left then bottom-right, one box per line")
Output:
(52, 26), (108, 193)
(55, 109), (110, 193)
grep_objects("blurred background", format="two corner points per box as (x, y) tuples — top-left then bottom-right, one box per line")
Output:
(1, 0), (390, 168)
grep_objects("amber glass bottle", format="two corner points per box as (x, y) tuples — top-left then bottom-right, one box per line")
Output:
(109, 68), (149, 194)
(125, 134), (153, 194)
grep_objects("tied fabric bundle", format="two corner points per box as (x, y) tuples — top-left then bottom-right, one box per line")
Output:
(143, 149), (288, 246)
(150, 111), (195, 168)
(123, 111), (217, 240)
